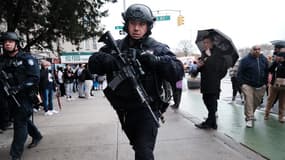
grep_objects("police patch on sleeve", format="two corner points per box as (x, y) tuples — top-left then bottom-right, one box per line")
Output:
(27, 59), (34, 66)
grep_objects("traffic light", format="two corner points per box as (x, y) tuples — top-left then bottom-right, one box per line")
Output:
(177, 15), (184, 26)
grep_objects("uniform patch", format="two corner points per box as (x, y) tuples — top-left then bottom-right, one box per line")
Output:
(145, 50), (154, 55)
(16, 60), (23, 66)
(28, 59), (34, 66)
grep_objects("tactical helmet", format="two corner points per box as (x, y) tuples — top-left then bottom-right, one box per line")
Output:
(1, 32), (21, 54)
(1, 32), (20, 42)
(122, 4), (156, 36)
(122, 4), (156, 24)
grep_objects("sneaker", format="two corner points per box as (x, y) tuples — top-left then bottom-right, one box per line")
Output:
(33, 108), (39, 113)
(51, 110), (59, 114)
(246, 120), (253, 128)
(44, 111), (53, 116)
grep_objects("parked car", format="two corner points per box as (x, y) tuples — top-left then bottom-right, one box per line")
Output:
(187, 73), (200, 89)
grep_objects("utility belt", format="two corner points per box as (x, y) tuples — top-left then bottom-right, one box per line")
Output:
(273, 78), (285, 90)
(103, 83), (153, 111)
(25, 87), (42, 107)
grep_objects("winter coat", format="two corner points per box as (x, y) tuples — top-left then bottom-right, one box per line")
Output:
(237, 53), (268, 88)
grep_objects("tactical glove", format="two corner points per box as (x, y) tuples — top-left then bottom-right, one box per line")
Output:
(88, 52), (118, 75)
(8, 85), (22, 95)
(139, 51), (160, 70)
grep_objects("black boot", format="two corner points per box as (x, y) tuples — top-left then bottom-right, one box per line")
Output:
(27, 135), (43, 149)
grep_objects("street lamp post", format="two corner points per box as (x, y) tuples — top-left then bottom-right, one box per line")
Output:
(123, 0), (126, 11)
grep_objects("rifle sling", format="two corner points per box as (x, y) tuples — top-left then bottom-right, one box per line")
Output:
(108, 72), (126, 91)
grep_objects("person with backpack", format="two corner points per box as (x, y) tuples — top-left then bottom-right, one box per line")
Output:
(264, 47), (285, 123)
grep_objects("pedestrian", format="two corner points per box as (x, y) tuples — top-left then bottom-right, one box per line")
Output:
(76, 64), (86, 98)
(97, 75), (106, 90)
(82, 64), (94, 98)
(93, 74), (99, 91)
(189, 61), (198, 77)
(0, 32), (43, 160)
(39, 60), (58, 116)
(57, 66), (66, 97)
(88, 4), (184, 160)
(229, 60), (243, 103)
(237, 45), (268, 128)
(193, 35), (228, 130)
(264, 47), (285, 123)
(63, 64), (74, 100)
(266, 45), (283, 105)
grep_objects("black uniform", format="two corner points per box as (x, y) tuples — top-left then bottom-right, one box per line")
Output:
(89, 35), (184, 160)
(0, 89), (10, 131)
(0, 51), (42, 159)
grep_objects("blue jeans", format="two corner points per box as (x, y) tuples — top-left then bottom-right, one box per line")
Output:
(43, 84), (54, 112)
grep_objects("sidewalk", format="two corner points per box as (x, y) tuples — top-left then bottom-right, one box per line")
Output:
(0, 91), (265, 160)
(181, 75), (285, 160)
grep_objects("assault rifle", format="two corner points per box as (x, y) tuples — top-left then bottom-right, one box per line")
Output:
(0, 70), (21, 107)
(99, 31), (160, 127)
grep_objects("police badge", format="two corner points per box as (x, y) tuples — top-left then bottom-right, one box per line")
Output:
(28, 59), (34, 66)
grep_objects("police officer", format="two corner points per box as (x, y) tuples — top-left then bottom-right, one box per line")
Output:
(0, 32), (43, 160)
(88, 4), (184, 160)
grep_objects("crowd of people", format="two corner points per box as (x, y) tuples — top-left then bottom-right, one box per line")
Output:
(188, 42), (285, 129)
(26, 61), (107, 117)
(0, 52), (108, 159)
(0, 37), (108, 159)
(229, 44), (285, 128)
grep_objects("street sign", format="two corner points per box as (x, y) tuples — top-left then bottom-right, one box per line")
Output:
(60, 52), (93, 64)
(115, 26), (123, 30)
(156, 15), (171, 21)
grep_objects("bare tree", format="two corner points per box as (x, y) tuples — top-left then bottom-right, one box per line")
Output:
(178, 40), (194, 57)
(0, 0), (116, 52)
(238, 44), (273, 58)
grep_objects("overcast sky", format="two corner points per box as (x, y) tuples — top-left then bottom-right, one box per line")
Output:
(101, 0), (285, 51)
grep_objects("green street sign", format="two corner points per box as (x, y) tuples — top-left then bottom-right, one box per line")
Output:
(156, 15), (171, 21)
(115, 26), (124, 30)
